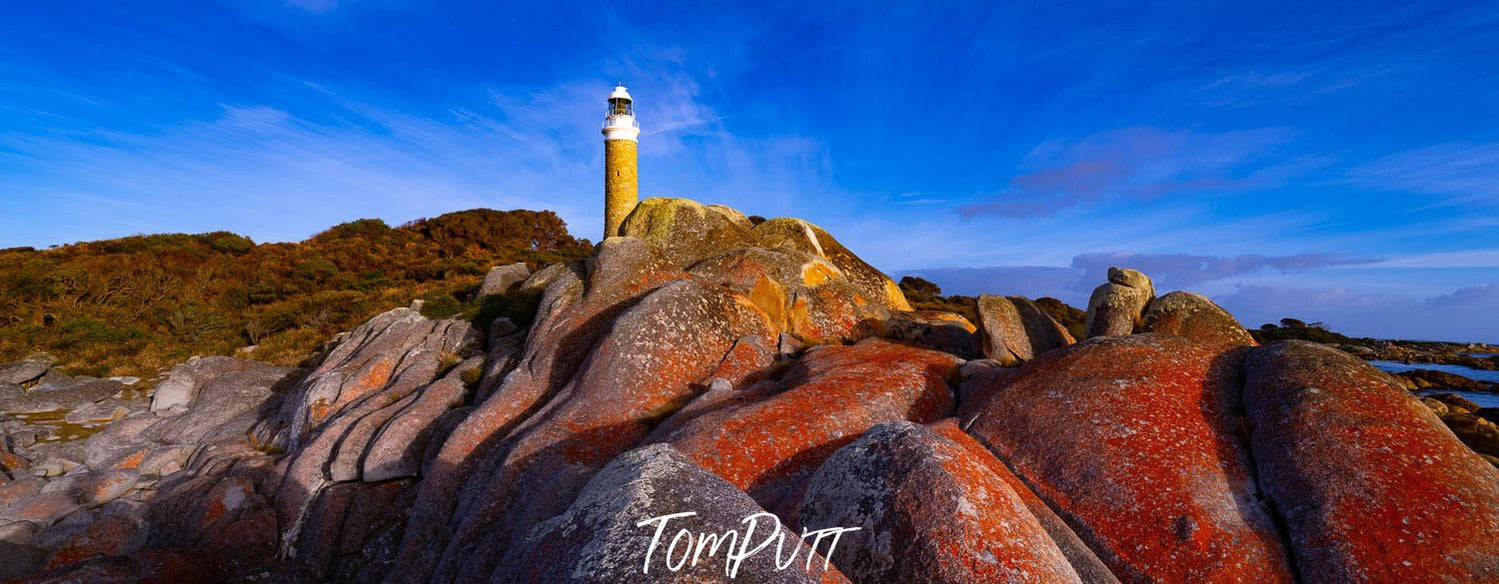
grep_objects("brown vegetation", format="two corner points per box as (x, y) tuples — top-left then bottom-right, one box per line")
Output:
(0, 209), (590, 377)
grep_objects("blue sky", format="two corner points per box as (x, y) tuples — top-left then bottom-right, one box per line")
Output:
(3, 1), (1498, 341)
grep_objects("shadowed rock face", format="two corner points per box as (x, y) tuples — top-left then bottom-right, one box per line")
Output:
(1243, 341), (1499, 582)
(6, 198), (1499, 584)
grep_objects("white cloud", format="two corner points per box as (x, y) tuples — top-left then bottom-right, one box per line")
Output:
(1351, 142), (1499, 206)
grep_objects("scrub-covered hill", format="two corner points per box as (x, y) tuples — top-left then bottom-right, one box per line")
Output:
(0, 209), (590, 377)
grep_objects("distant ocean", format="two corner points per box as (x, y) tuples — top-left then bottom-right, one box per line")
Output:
(1370, 360), (1499, 408)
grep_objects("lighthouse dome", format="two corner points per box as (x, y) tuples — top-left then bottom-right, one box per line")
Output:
(608, 85), (632, 101)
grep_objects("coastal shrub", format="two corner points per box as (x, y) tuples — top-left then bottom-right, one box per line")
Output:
(0, 208), (591, 377)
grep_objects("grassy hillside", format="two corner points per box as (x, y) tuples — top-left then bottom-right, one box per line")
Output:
(0, 209), (591, 377)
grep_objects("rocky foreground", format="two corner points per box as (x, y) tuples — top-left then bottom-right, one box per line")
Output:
(2, 197), (1498, 583)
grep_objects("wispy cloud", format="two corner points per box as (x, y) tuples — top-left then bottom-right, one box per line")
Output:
(1351, 142), (1499, 206)
(1371, 249), (1499, 269)
(0, 66), (839, 247)
(901, 250), (1379, 306)
(1071, 251), (1382, 288)
(958, 127), (1296, 218)
(1193, 67), (1382, 108)
(1427, 283), (1499, 308)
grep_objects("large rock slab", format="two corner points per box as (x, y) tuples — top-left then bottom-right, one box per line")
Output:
(1083, 267), (1154, 338)
(963, 334), (1293, 583)
(976, 295), (1074, 365)
(430, 277), (778, 583)
(927, 420), (1119, 584)
(477, 262), (531, 297)
(689, 247), (889, 344)
(361, 363), (474, 482)
(657, 338), (960, 517)
(1243, 341), (1499, 581)
(0, 378), (124, 414)
(1141, 291), (1254, 347)
(619, 197), (755, 268)
(497, 443), (849, 583)
(0, 354), (54, 385)
(749, 217), (911, 312)
(800, 421), (1083, 583)
(144, 359), (294, 446)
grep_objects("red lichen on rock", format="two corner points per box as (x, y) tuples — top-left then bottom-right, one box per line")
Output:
(1243, 340), (1499, 581)
(799, 420), (1084, 583)
(658, 338), (959, 513)
(963, 334), (1293, 583)
(44, 515), (148, 570)
(930, 420), (1121, 583)
(425, 277), (778, 582)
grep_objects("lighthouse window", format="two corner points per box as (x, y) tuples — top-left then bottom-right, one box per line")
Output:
(609, 99), (632, 116)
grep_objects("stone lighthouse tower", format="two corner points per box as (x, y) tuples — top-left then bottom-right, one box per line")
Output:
(602, 84), (639, 239)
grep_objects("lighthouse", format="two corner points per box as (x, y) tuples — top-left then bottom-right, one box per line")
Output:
(602, 84), (640, 239)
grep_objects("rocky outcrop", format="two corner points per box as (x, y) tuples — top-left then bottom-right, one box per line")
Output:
(426, 277), (778, 583)
(884, 310), (979, 357)
(800, 421), (1083, 583)
(7, 198), (1499, 584)
(497, 443), (848, 583)
(0, 354), (54, 385)
(1083, 267), (1154, 338)
(620, 197), (756, 268)
(975, 295), (1074, 365)
(749, 217), (912, 313)
(477, 262), (531, 298)
(688, 247), (888, 344)
(1393, 368), (1492, 392)
(654, 338), (959, 517)
(1244, 341), (1499, 581)
(1140, 291), (1255, 347)
(962, 335), (1293, 583)
(620, 197), (906, 303)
